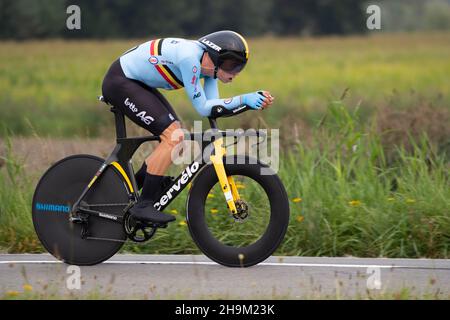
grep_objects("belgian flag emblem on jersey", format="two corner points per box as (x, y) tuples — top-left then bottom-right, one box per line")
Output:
(149, 39), (184, 89)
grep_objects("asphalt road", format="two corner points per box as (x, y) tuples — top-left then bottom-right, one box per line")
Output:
(1, 254), (449, 299)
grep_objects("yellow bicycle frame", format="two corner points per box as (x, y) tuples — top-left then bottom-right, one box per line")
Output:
(210, 137), (241, 214)
(87, 161), (134, 194)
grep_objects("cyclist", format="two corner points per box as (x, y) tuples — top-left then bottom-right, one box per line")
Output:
(102, 30), (274, 225)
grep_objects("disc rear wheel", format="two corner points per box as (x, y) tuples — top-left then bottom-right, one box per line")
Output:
(32, 155), (130, 265)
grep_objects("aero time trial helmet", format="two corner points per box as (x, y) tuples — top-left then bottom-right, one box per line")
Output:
(198, 30), (249, 76)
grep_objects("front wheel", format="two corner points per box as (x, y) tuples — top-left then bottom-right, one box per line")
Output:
(187, 156), (290, 267)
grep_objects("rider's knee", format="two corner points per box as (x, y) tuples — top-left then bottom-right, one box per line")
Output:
(160, 121), (184, 149)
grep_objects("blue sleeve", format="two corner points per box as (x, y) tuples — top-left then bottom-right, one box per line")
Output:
(178, 58), (243, 117)
(203, 77), (219, 99)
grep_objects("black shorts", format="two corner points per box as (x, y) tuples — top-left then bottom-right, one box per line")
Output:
(101, 59), (179, 136)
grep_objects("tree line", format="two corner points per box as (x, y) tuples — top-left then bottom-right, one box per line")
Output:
(1, 0), (449, 39)
(0, 0), (367, 39)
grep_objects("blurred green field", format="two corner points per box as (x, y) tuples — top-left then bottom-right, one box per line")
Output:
(1, 32), (450, 136)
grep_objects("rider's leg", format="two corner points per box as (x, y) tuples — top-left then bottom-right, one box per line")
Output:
(131, 121), (184, 223)
(135, 90), (179, 190)
(135, 160), (174, 191)
(146, 121), (184, 175)
(134, 161), (147, 190)
(139, 121), (184, 201)
(130, 121), (184, 223)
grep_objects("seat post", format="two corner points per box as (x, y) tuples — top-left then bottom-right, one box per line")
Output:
(111, 106), (127, 139)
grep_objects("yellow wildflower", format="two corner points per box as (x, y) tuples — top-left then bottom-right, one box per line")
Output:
(178, 221), (187, 226)
(348, 200), (362, 207)
(207, 193), (215, 198)
(23, 284), (33, 292)
(170, 209), (178, 215)
(6, 291), (19, 297)
(296, 216), (304, 223)
(292, 197), (302, 203)
(210, 209), (219, 214)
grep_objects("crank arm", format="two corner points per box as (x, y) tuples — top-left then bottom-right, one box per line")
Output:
(78, 207), (124, 224)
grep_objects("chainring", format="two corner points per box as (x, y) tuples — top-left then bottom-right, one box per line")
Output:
(123, 211), (158, 243)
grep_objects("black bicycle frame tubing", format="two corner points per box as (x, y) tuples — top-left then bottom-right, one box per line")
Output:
(152, 155), (208, 211)
(78, 207), (125, 224)
(71, 135), (160, 213)
(106, 135), (161, 193)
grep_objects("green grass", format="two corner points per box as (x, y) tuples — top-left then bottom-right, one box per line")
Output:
(277, 101), (450, 258)
(0, 99), (448, 258)
(2, 285), (448, 300)
(1, 33), (450, 136)
(1, 287), (119, 300)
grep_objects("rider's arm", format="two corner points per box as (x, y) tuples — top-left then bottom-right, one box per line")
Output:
(179, 58), (245, 117)
(203, 77), (219, 100)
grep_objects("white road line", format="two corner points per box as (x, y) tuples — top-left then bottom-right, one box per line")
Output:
(0, 260), (447, 269)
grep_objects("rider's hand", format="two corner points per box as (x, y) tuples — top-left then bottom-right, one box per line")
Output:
(258, 91), (275, 110)
(241, 91), (266, 110)
(241, 91), (274, 110)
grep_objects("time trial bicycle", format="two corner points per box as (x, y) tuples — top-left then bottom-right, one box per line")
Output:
(32, 96), (290, 267)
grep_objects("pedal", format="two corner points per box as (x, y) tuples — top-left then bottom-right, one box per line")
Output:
(126, 222), (157, 242)
(133, 216), (171, 229)
(145, 221), (168, 229)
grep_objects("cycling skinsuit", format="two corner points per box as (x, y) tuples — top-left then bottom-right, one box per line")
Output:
(102, 38), (246, 135)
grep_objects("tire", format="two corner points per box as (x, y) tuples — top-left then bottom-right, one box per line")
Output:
(187, 155), (290, 267)
(32, 155), (130, 266)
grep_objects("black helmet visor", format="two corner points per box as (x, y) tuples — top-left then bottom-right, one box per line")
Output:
(217, 52), (247, 73)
